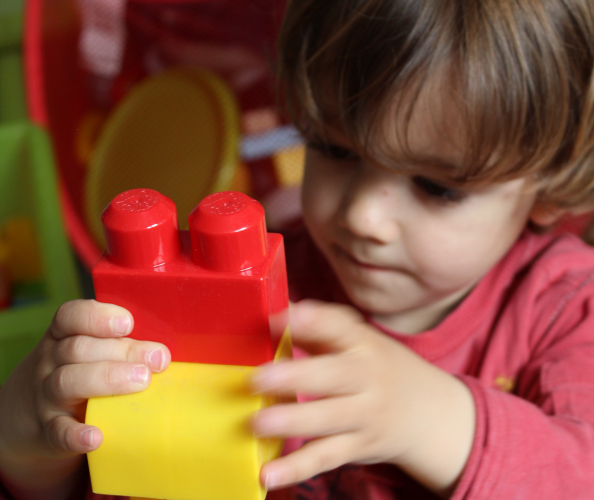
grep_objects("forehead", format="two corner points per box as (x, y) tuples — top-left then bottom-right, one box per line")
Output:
(334, 70), (471, 180)
(308, 63), (511, 185)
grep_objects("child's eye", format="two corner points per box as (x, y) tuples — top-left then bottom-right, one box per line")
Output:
(307, 141), (359, 161)
(412, 176), (467, 203)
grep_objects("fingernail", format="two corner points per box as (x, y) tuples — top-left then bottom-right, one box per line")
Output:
(112, 315), (132, 336)
(265, 470), (281, 489)
(147, 349), (164, 372)
(131, 365), (149, 384)
(81, 428), (94, 448)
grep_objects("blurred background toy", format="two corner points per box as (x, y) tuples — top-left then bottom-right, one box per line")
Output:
(0, 0), (27, 123)
(0, 239), (10, 311)
(85, 67), (241, 247)
(0, 0), (80, 382)
(0, 122), (81, 382)
(1, 216), (44, 307)
(25, 0), (306, 272)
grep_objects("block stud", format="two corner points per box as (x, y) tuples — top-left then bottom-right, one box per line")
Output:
(102, 188), (181, 268)
(189, 191), (267, 272)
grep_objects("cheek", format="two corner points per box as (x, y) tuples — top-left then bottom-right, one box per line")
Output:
(411, 229), (485, 286)
(411, 196), (533, 287)
(301, 155), (344, 228)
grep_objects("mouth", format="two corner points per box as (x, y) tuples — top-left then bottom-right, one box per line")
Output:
(332, 244), (397, 272)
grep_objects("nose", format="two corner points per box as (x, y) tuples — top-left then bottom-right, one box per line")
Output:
(338, 172), (400, 244)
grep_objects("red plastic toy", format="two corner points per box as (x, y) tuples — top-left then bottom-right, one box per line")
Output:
(92, 189), (289, 365)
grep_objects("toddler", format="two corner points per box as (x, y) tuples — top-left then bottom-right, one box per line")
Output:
(1, 0), (594, 499)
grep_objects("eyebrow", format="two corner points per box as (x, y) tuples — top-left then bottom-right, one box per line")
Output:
(305, 133), (465, 180)
(373, 150), (464, 179)
(412, 156), (462, 173)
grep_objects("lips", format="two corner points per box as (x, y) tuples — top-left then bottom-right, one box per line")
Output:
(331, 244), (399, 272)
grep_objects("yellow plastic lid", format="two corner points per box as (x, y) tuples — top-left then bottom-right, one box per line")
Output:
(86, 68), (240, 247)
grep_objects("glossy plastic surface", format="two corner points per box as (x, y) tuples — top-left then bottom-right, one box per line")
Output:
(92, 189), (289, 365)
(190, 191), (267, 272)
(102, 189), (181, 268)
(86, 328), (292, 500)
(89, 189), (291, 499)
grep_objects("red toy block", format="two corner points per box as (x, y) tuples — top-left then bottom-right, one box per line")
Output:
(92, 189), (289, 366)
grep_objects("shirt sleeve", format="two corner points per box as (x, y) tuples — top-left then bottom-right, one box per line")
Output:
(452, 287), (594, 500)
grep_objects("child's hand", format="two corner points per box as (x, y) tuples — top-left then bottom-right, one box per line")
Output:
(252, 300), (475, 498)
(0, 299), (171, 499)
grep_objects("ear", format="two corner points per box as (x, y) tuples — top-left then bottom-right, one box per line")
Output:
(529, 202), (566, 227)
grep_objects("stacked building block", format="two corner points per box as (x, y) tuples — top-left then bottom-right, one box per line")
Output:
(86, 189), (291, 500)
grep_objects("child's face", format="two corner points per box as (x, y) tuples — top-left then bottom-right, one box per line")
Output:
(300, 94), (538, 334)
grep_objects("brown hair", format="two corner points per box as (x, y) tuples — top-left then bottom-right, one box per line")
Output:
(277, 0), (594, 210)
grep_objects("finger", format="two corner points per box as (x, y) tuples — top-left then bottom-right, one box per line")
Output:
(44, 361), (151, 407)
(252, 354), (365, 397)
(45, 415), (104, 455)
(289, 300), (366, 354)
(50, 300), (134, 341)
(53, 336), (170, 373)
(253, 397), (359, 438)
(261, 434), (356, 490)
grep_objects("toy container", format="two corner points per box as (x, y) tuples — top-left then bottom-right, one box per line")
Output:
(25, 0), (306, 273)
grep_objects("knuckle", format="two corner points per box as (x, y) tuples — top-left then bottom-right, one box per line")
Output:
(86, 310), (110, 337)
(103, 365), (116, 388)
(53, 301), (71, 323)
(37, 334), (54, 359)
(126, 340), (143, 363)
(323, 303), (344, 321)
(45, 417), (76, 453)
(104, 363), (128, 391)
(331, 302), (362, 321)
(43, 416), (59, 449)
(51, 300), (100, 338)
(36, 398), (54, 426)
(83, 309), (101, 336)
(29, 340), (53, 380)
(63, 335), (90, 362)
(45, 366), (70, 404)
(312, 449), (336, 475)
(87, 304), (116, 336)
(50, 302), (71, 336)
(359, 426), (379, 451)
(44, 416), (65, 451)
(282, 461), (309, 485)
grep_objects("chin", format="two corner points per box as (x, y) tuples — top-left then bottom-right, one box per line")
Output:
(341, 283), (410, 316)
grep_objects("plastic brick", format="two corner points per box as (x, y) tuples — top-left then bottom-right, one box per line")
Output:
(92, 189), (289, 365)
(87, 189), (291, 500)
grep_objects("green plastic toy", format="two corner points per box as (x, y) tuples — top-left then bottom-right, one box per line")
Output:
(0, 122), (81, 382)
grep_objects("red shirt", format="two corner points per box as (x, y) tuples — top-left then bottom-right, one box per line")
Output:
(274, 225), (594, 499)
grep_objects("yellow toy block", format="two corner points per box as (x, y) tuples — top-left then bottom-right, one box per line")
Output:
(86, 328), (292, 500)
